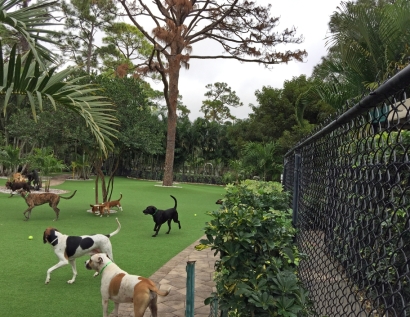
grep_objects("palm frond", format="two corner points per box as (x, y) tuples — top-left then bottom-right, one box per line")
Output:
(0, 43), (118, 155)
(0, 0), (61, 69)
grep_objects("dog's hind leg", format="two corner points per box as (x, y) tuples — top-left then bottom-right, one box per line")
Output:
(166, 219), (172, 234)
(146, 294), (158, 317)
(133, 285), (153, 317)
(172, 214), (181, 229)
(51, 206), (60, 221)
(67, 259), (77, 284)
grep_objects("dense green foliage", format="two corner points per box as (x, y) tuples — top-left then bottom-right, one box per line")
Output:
(200, 180), (310, 316)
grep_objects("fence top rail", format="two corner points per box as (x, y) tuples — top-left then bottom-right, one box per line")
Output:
(285, 64), (410, 156)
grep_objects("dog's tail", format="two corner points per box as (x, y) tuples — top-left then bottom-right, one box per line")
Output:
(170, 195), (177, 209)
(60, 190), (77, 200)
(107, 218), (121, 238)
(149, 283), (171, 297)
(117, 193), (122, 201)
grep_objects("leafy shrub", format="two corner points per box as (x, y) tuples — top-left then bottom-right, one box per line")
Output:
(199, 180), (311, 316)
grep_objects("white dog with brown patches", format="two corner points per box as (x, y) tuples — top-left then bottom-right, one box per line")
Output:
(85, 253), (170, 317)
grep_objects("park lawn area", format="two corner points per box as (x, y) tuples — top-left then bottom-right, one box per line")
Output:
(0, 176), (224, 317)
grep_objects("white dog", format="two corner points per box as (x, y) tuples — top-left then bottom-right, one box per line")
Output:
(42, 218), (121, 284)
(85, 253), (170, 317)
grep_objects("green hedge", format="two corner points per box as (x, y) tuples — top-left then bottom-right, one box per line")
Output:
(199, 180), (311, 317)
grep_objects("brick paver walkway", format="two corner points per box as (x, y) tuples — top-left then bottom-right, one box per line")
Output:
(109, 237), (218, 317)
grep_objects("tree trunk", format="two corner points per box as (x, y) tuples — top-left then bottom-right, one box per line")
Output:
(162, 57), (180, 186)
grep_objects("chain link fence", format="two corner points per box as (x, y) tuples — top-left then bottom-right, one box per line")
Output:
(283, 66), (410, 316)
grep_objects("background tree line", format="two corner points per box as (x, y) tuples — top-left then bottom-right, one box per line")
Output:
(2, 0), (410, 189)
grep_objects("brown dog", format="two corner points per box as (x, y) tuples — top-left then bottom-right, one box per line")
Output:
(90, 203), (111, 217)
(90, 193), (123, 217)
(19, 189), (77, 221)
(5, 181), (31, 197)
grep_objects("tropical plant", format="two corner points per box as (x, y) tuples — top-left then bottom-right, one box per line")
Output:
(0, 144), (26, 174)
(71, 153), (90, 180)
(0, 0), (60, 68)
(1, 0), (118, 156)
(241, 141), (282, 181)
(312, 0), (410, 108)
(199, 180), (311, 316)
(28, 147), (67, 191)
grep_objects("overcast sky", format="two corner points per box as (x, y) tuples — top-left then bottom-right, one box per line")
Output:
(148, 0), (343, 121)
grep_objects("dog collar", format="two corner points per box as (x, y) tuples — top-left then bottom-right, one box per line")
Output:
(153, 208), (158, 216)
(50, 237), (58, 246)
(25, 192), (30, 198)
(100, 261), (112, 276)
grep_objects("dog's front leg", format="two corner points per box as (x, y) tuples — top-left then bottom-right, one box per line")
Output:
(45, 259), (69, 284)
(112, 302), (120, 317)
(152, 224), (161, 237)
(102, 298), (110, 317)
(23, 207), (33, 221)
(67, 259), (77, 284)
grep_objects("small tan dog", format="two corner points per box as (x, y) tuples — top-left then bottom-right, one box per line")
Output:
(13, 172), (26, 182)
(90, 193), (123, 217)
(85, 253), (170, 317)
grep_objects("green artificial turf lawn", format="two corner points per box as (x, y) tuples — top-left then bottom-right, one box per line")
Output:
(0, 176), (224, 317)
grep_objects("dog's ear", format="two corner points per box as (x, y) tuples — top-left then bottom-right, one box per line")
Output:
(42, 230), (47, 244)
(97, 256), (104, 264)
(43, 228), (56, 243)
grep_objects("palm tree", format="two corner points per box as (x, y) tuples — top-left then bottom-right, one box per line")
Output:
(312, 0), (410, 108)
(0, 144), (25, 174)
(1, 0), (118, 155)
(241, 141), (281, 181)
(1, 0), (60, 68)
(29, 147), (66, 192)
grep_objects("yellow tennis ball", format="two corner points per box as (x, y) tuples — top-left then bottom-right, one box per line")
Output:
(194, 214), (197, 216)
(28, 236), (33, 240)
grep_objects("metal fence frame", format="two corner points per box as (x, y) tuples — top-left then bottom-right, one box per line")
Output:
(283, 65), (410, 316)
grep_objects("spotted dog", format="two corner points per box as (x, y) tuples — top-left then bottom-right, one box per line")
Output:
(42, 218), (121, 284)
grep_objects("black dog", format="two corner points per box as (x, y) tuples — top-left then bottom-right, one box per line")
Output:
(26, 169), (40, 190)
(143, 195), (181, 237)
